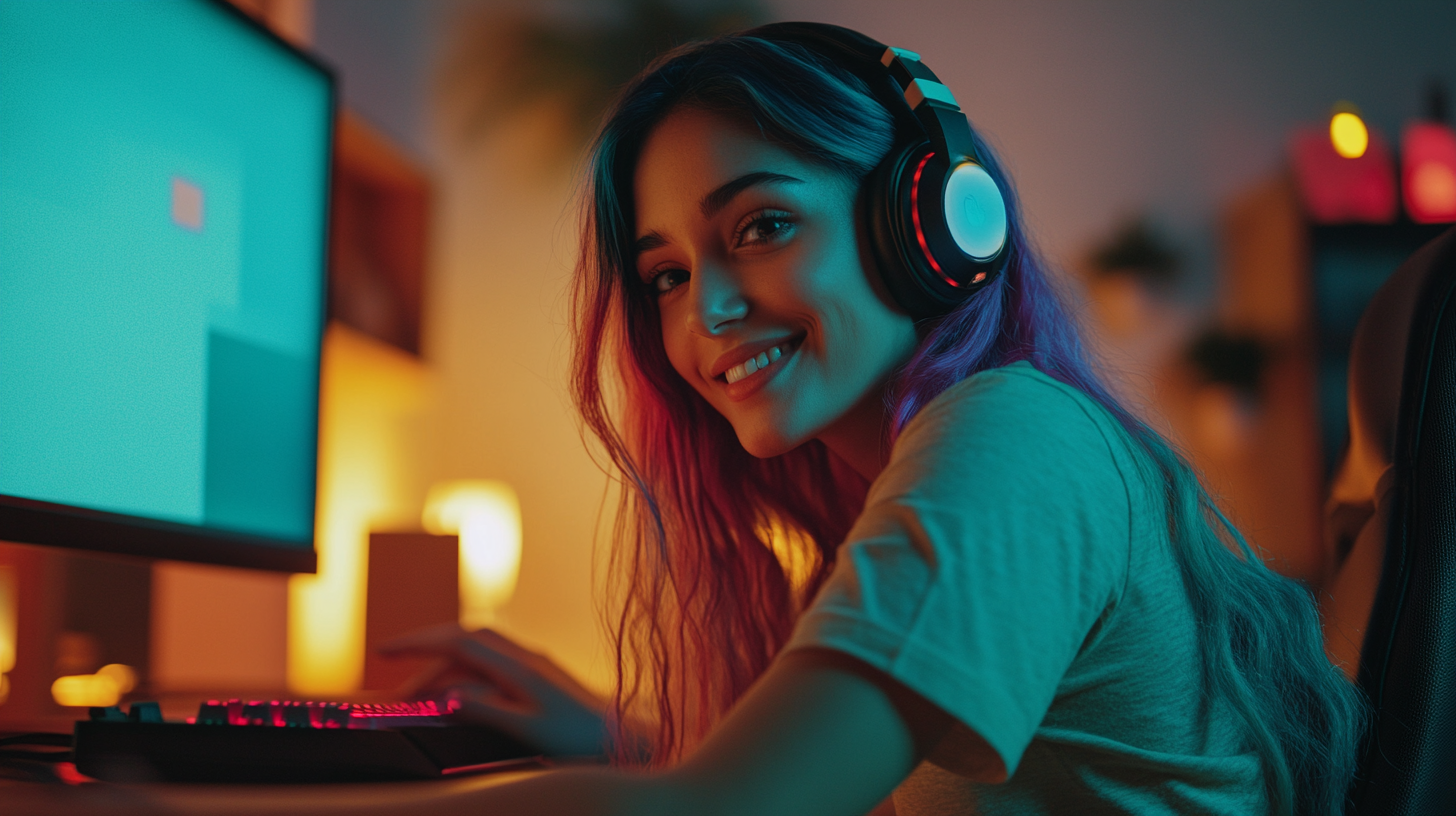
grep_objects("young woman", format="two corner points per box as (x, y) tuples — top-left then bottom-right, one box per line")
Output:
(388, 23), (1364, 816)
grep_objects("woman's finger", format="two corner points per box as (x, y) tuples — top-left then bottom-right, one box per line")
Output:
(378, 631), (527, 701)
(377, 625), (566, 703)
(379, 625), (540, 678)
(448, 634), (549, 690)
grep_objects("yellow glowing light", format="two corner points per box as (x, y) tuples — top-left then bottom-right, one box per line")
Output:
(52, 673), (120, 708)
(423, 480), (522, 630)
(1330, 110), (1369, 159)
(0, 566), (15, 677)
(97, 663), (138, 695)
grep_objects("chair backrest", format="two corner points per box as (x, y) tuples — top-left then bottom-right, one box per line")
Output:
(1332, 225), (1456, 815)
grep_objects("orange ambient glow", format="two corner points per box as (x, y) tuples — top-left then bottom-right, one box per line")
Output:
(0, 567), (14, 706)
(757, 517), (818, 594)
(289, 324), (431, 695)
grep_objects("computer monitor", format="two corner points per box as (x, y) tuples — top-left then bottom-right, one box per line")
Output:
(0, 0), (334, 572)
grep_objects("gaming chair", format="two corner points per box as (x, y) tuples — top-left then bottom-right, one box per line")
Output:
(1324, 225), (1456, 815)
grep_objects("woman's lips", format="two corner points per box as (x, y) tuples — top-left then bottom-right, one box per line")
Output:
(724, 342), (786, 384)
(721, 338), (799, 402)
(710, 335), (799, 380)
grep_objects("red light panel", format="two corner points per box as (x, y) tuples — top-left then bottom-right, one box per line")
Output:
(1290, 126), (1398, 224)
(1402, 121), (1456, 224)
(910, 153), (957, 287)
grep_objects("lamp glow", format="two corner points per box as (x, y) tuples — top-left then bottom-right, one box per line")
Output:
(1331, 111), (1369, 159)
(52, 673), (120, 708)
(0, 567), (15, 677)
(423, 481), (522, 630)
(97, 663), (138, 695)
(0, 567), (14, 706)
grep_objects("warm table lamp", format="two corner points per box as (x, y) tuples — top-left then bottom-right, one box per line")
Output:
(421, 481), (522, 630)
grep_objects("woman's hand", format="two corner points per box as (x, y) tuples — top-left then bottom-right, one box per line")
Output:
(378, 624), (613, 758)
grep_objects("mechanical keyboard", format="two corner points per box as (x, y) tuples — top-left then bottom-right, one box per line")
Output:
(73, 698), (544, 783)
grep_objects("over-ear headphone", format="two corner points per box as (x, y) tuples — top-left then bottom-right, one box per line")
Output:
(744, 22), (1010, 319)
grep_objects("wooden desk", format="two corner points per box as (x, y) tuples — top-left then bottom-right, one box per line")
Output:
(3, 769), (544, 816)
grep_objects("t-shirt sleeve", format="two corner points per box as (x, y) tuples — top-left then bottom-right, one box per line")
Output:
(784, 365), (1134, 776)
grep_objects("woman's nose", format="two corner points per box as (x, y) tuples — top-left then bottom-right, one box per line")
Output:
(687, 261), (748, 336)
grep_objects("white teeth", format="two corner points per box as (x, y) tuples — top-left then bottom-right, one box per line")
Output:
(724, 343), (790, 384)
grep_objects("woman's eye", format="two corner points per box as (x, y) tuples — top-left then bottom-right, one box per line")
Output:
(736, 211), (795, 247)
(651, 268), (689, 295)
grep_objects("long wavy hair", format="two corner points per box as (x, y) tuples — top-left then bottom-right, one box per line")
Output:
(570, 33), (1364, 816)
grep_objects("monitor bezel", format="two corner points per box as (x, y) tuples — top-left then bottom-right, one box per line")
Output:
(0, 493), (316, 573)
(0, 0), (335, 574)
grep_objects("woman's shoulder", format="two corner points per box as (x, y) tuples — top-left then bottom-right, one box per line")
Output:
(899, 360), (1123, 453)
(882, 363), (1167, 570)
(879, 361), (1139, 505)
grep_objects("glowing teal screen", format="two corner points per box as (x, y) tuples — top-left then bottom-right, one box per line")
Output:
(0, 0), (330, 545)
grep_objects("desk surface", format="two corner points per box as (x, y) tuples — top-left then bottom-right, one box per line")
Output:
(3, 769), (544, 816)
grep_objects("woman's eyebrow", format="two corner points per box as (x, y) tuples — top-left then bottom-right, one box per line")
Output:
(634, 231), (668, 256)
(699, 171), (803, 219)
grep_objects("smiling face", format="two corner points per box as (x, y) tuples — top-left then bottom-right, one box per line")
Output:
(633, 107), (919, 465)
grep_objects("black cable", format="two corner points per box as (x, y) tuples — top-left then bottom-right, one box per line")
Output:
(0, 748), (71, 762)
(0, 732), (71, 748)
(0, 734), (77, 786)
(0, 758), (73, 784)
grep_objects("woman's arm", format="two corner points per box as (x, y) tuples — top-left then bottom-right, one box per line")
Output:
(407, 648), (982, 816)
(104, 649), (995, 816)
(659, 648), (954, 815)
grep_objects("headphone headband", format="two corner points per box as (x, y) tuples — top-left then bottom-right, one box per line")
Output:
(743, 24), (980, 173)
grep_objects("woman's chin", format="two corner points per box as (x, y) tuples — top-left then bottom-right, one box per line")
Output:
(733, 424), (802, 460)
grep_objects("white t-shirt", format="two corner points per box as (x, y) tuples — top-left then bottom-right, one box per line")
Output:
(785, 362), (1265, 815)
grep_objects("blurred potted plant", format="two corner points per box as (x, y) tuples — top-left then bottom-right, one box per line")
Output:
(438, 0), (765, 155)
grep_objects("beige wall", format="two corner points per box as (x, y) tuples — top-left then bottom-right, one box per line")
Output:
(417, 104), (613, 692)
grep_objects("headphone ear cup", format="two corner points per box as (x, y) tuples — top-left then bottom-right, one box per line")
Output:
(862, 142), (963, 320)
(862, 143), (916, 312)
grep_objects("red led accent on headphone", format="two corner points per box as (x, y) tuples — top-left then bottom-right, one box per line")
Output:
(910, 153), (958, 288)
